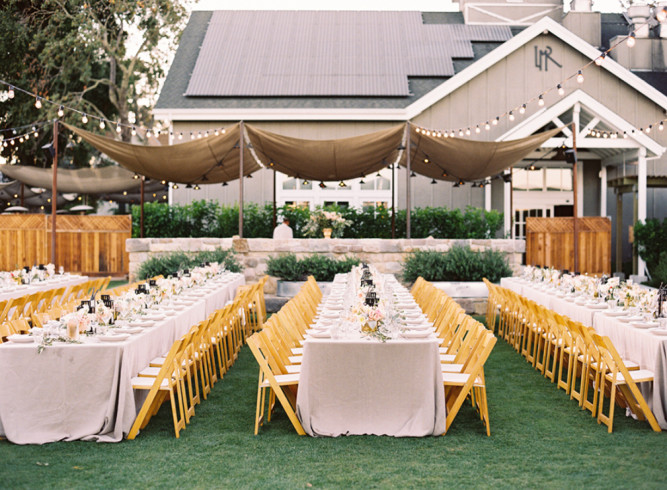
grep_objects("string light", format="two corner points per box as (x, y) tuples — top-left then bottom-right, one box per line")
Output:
(509, 111), (515, 121)
(519, 104), (526, 115)
(7, 86), (14, 99)
(81, 113), (88, 124)
(116, 122), (122, 134)
(538, 95), (544, 106)
(99, 120), (105, 129)
(131, 126), (137, 136)
(57, 105), (64, 117)
(594, 53), (605, 66)
(557, 84), (564, 96)
(34, 97), (42, 109)
(658, 8), (667, 22)
(485, 121), (490, 130)
(627, 32), (636, 48)
(576, 70), (584, 83)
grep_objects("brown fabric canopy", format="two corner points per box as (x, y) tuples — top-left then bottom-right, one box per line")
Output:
(63, 122), (260, 184)
(406, 125), (564, 181)
(245, 124), (405, 181)
(0, 164), (143, 194)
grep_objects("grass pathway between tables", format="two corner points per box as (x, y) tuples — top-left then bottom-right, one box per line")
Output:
(1, 327), (666, 488)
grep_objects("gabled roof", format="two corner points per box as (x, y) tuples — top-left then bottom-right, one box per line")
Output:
(155, 10), (510, 113)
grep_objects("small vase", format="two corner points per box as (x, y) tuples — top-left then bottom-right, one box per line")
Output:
(322, 228), (333, 239)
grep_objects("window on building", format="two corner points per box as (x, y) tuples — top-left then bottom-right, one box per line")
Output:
(282, 178), (297, 190)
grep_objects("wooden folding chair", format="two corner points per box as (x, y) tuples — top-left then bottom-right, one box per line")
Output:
(128, 338), (187, 439)
(594, 334), (661, 433)
(443, 332), (497, 436)
(247, 333), (304, 436)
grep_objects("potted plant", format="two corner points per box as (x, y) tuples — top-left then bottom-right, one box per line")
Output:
(267, 253), (360, 296)
(303, 207), (350, 238)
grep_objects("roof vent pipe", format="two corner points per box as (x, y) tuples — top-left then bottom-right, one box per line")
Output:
(627, 3), (651, 38)
(569, 0), (592, 12)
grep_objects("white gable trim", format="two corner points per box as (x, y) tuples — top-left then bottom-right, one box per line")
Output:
(153, 107), (408, 122)
(497, 89), (665, 156)
(403, 16), (667, 120)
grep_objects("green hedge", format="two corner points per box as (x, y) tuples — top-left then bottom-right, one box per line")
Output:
(634, 219), (667, 287)
(402, 246), (512, 283)
(136, 248), (242, 281)
(266, 254), (360, 282)
(132, 201), (503, 239)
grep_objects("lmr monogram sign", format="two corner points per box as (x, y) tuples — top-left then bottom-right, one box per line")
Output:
(534, 46), (562, 71)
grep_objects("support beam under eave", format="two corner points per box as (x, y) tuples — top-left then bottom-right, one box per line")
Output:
(637, 147), (647, 277)
(504, 169), (512, 238)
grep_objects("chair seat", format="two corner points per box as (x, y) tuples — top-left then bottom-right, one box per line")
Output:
(441, 363), (463, 373)
(440, 353), (456, 362)
(291, 347), (304, 355)
(285, 364), (301, 374)
(139, 366), (161, 377)
(132, 376), (169, 389)
(442, 372), (484, 386)
(259, 372), (300, 388)
(605, 369), (654, 384)
(150, 356), (166, 367)
(288, 355), (302, 364)
(623, 359), (640, 371)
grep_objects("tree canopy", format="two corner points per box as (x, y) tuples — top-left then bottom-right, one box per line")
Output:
(0, 0), (190, 168)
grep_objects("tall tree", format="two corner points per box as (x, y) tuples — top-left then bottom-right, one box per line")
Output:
(0, 0), (189, 168)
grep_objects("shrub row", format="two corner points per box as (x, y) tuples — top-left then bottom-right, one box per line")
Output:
(131, 201), (503, 239)
(136, 248), (242, 281)
(401, 246), (512, 283)
(266, 254), (360, 282)
(634, 219), (667, 287)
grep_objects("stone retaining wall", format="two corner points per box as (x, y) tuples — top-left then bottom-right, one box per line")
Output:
(126, 237), (525, 294)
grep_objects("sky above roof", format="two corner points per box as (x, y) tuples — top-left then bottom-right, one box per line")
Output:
(192, 0), (625, 13)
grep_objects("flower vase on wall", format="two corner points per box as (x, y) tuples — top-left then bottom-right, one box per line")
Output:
(322, 228), (333, 239)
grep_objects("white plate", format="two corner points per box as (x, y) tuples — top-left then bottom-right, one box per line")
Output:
(402, 330), (432, 338)
(631, 322), (658, 329)
(404, 323), (432, 331)
(309, 330), (331, 338)
(7, 334), (34, 343)
(619, 315), (644, 323)
(650, 329), (667, 336)
(113, 327), (143, 334)
(130, 320), (155, 328)
(143, 314), (166, 321)
(321, 312), (340, 319)
(99, 333), (130, 342)
(604, 310), (627, 317)
(586, 303), (607, 310)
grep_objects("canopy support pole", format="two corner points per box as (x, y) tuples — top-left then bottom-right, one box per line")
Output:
(391, 163), (396, 239)
(51, 120), (58, 266)
(140, 176), (145, 239)
(406, 124), (411, 239)
(572, 121), (579, 273)
(239, 121), (244, 238)
(272, 169), (277, 230)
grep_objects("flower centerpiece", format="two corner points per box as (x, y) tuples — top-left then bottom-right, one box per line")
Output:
(303, 208), (350, 238)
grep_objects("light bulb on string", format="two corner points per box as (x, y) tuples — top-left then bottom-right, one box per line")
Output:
(475, 125), (481, 134)
(659, 122), (664, 131)
(576, 71), (584, 83)
(509, 111), (515, 121)
(646, 125), (652, 134)
(82, 113), (88, 124)
(131, 126), (137, 136)
(519, 104), (526, 115)
(538, 95), (544, 107)
(485, 121), (490, 130)
(178, 132), (183, 140)
(7, 86), (14, 99)
(493, 117), (499, 126)
(450, 131), (455, 138)
(214, 129), (219, 136)
(146, 130), (152, 138)
(57, 105), (64, 118)
(465, 128), (471, 136)
(34, 97), (42, 109)
(458, 129), (464, 137)
(657, 8), (667, 22)
(557, 84), (564, 96)
(595, 53), (606, 66)
(116, 123), (122, 134)
(99, 120), (105, 129)
(627, 32), (636, 48)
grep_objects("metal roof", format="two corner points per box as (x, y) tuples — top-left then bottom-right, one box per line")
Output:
(185, 11), (512, 97)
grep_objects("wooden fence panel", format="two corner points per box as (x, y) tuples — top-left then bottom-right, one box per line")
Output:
(526, 217), (611, 276)
(0, 214), (130, 276)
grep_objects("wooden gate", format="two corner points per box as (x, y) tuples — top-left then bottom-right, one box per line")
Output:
(526, 217), (611, 276)
(0, 214), (130, 276)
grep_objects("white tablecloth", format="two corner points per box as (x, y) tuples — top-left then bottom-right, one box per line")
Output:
(0, 275), (89, 303)
(0, 272), (244, 444)
(296, 337), (445, 437)
(501, 276), (667, 429)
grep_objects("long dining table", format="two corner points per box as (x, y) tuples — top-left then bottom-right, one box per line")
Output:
(0, 272), (244, 444)
(0, 274), (89, 303)
(501, 276), (667, 429)
(295, 274), (446, 437)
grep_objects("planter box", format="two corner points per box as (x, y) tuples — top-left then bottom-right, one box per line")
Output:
(276, 280), (332, 298)
(432, 281), (488, 298)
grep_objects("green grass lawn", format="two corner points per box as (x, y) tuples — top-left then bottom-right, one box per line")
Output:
(1, 334), (666, 488)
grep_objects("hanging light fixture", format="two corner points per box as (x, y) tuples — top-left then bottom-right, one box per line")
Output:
(430, 178), (437, 184)
(319, 181), (326, 188)
(34, 97), (42, 109)
(594, 53), (606, 66)
(509, 111), (515, 121)
(627, 31), (636, 48)
(99, 120), (105, 129)
(576, 70), (584, 83)
(82, 113), (88, 124)
(557, 84), (565, 96)
(519, 104), (526, 115)
(538, 95), (545, 107)
(7, 86), (14, 99)
(57, 105), (64, 118)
